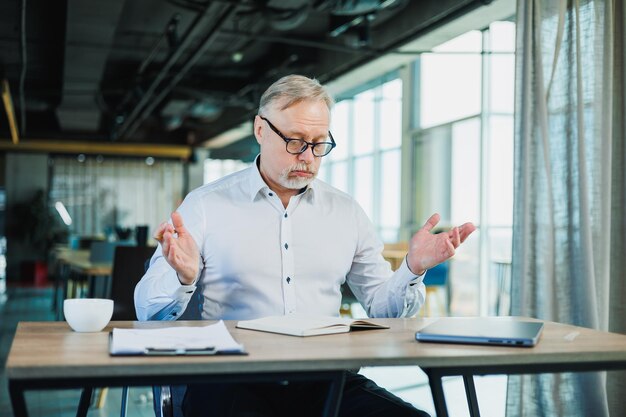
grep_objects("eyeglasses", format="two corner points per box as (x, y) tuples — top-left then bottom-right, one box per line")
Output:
(259, 115), (336, 157)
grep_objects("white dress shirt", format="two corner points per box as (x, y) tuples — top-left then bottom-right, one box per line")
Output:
(134, 160), (425, 321)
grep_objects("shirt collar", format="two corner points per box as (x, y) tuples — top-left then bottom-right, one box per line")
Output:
(246, 154), (318, 203)
(247, 155), (269, 202)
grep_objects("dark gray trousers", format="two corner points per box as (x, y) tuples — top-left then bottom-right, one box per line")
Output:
(182, 371), (430, 417)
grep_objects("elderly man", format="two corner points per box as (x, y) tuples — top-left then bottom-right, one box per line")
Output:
(135, 74), (475, 417)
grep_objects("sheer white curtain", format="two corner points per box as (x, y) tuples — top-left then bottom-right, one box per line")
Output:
(50, 157), (184, 239)
(508, 0), (625, 416)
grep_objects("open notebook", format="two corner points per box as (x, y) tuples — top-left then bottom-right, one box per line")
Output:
(236, 314), (389, 337)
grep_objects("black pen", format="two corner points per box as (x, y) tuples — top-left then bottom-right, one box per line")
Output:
(144, 347), (216, 355)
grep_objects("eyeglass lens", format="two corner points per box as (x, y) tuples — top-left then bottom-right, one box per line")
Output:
(286, 140), (333, 156)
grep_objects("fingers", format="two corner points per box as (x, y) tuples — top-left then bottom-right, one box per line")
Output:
(458, 222), (476, 243)
(159, 215), (178, 257)
(161, 229), (173, 256)
(445, 222), (476, 246)
(171, 211), (184, 228)
(156, 211), (186, 246)
(444, 239), (456, 258)
(171, 211), (188, 236)
(448, 227), (461, 248)
(421, 213), (440, 232)
(153, 221), (169, 243)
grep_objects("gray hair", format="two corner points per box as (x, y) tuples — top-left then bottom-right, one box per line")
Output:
(258, 74), (334, 115)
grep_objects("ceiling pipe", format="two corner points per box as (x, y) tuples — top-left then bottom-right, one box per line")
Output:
(122, 4), (238, 140)
(113, 2), (216, 140)
(138, 14), (182, 77)
(219, 29), (378, 54)
(113, 14), (181, 115)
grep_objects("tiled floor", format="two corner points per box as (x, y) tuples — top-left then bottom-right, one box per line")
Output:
(0, 287), (155, 417)
(1, 287), (507, 417)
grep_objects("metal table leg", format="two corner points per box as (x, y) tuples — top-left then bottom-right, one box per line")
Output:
(8, 380), (28, 417)
(321, 371), (346, 417)
(424, 369), (448, 417)
(424, 369), (483, 417)
(76, 387), (93, 417)
(463, 374), (481, 417)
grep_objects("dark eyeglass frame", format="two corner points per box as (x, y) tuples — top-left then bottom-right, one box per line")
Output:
(258, 115), (336, 157)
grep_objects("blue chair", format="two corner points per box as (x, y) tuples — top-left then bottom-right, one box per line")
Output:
(422, 261), (450, 316)
(88, 241), (117, 264)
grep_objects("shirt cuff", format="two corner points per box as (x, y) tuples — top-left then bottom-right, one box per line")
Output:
(397, 255), (426, 285)
(163, 269), (196, 300)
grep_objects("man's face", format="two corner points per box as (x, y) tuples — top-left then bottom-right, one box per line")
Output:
(254, 99), (330, 193)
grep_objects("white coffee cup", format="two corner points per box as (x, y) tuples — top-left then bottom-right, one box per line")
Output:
(63, 298), (114, 332)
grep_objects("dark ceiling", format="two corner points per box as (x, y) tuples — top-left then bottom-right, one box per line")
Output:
(0, 0), (491, 148)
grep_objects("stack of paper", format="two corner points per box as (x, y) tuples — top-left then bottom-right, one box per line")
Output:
(110, 320), (245, 355)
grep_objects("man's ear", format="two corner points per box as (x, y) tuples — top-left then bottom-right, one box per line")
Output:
(253, 115), (263, 145)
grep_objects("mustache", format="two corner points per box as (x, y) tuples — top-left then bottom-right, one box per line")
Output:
(288, 163), (316, 174)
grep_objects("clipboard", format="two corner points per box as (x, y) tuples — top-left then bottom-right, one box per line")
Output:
(108, 321), (247, 356)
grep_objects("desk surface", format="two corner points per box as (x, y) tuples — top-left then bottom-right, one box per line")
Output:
(54, 247), (112, 276)
(382, 249), (406, 270)
(7, 318), (626, 381)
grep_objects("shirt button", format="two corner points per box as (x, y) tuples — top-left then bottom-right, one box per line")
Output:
(284, 213), (288, 218)
(284, 243), (288, 249)
(269, 192), (273, 197)
(286, 277), (291, 283)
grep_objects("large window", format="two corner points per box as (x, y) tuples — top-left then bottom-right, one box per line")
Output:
(319, 76), (403, 242)
(412, 21), (515, 316)
(50, 156), (184, 240)
(204, 158), (251, 184)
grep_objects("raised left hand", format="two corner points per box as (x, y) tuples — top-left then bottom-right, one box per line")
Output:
(406, 213), (476, 275)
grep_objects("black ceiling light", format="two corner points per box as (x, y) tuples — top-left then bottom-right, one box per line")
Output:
(235, 1), (312, 32)
(327, 0), (403, 15)
(265, 3), (311, 31)
(166, 14), (181, 50)
(326, 0), (408, 44)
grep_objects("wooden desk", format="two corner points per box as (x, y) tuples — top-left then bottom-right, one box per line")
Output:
(55, 247), (112, 279)
(382, 249), (407, 270)
(7, 318), (626, 417)
(52, 247), (113, 309)
(68, 259), (113, 297)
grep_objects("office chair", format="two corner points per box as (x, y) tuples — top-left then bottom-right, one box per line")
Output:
(109, 245), (156, 321)
(111, 245), (198, 417)
(111, 245), (158, 416)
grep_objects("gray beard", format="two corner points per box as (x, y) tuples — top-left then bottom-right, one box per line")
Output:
(278, 174), (315, 190)
(278, 162), (317, 190)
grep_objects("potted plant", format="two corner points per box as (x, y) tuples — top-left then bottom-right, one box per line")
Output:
(9, 189), (69, 285)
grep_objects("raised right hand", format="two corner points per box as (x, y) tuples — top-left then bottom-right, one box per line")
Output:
(153, 211), (200, 285)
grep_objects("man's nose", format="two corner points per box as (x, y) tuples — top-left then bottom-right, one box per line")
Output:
(298, 145), (315, 162)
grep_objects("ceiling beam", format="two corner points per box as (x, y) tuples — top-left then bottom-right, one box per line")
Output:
(0, 139), (191, 158)
(121, 4), (238, 140)
(1, 79), (20, 144)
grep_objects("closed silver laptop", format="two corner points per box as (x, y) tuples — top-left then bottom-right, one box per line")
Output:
(415, 317), (544, 347)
